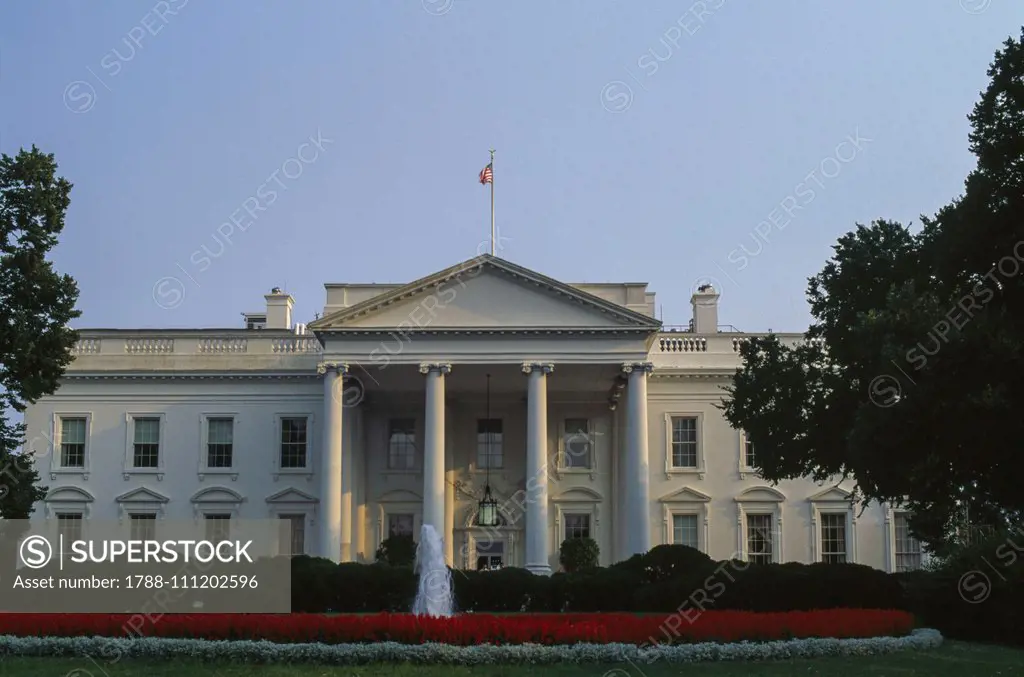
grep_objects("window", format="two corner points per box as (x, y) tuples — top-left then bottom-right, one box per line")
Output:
(204, 514), (231, 541)
(563, 418), (592, 469)
(564, 513), (590, 540)
(672, 514), (699, 549)
(895, 513), (922, 572)
(476, 419), (503, 470)
(280, 417), (308, 469)
(246, 315), (267, 330)
(820, 513), (847, 563)
(670, 417), (698, 468)
(132, 417), (161, 468)
(130, 513), (157, 541)
(388, 513), (414, 538)
(387, 419), (416, 470)
(56, 512), (83, 545)
(746, 514), (773, 564)
(59, 417), (87, 468)
(279, 514), (305, 555)
(476, 539), (504, 570)
(744, 438), (757, 468)
(206, 417), (234, 468)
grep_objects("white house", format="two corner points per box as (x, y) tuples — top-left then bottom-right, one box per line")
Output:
(23, 254), (924, 573)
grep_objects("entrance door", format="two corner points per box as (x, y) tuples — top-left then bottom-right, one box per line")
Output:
(475, 539), (504, 570)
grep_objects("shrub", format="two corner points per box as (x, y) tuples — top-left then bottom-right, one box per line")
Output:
(638, 544), (716, 583)
(375, 534), (416, 567)
(551, 567), (641, 611)
(559, 537), (599, 572)
(0, 628), (943, 665)
(898, 529), (1024, 646)
(453, 567), (550, 612)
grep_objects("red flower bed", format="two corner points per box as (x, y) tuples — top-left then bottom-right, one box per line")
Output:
(0, 609), (912, 646)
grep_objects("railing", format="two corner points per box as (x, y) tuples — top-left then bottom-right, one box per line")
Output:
(655, 333), (823, 354)
(71, 338), (100, 355)
(198, 338), (248, 354)
(272, 337), (322, 354)
(124, 338), (174, 354)
(658, 336), (707, 352)
(70, 333), (323, 358)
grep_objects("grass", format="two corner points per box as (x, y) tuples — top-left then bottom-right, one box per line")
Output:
(0, 642), (1021, 676)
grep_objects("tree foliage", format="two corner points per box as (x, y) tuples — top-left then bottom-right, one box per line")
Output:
(0, 146), (80, 521)
(721, 30), (1024, 549)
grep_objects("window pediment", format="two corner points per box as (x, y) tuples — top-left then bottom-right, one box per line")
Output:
(266, 487), (318, 504)
(190, 486), (245, 504)
(808, 486), (855, 502)
(551, 487), (603, 502)
(735, 486), (786, 502)
(659, 486), (711, 503)
(44, 486), (95, 503)
(115, 487), (169, 503)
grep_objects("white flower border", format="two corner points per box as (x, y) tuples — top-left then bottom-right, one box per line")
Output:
(0, 629), (942, 665)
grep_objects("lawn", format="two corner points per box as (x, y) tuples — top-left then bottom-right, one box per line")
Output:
(0, 642), (1021, 676)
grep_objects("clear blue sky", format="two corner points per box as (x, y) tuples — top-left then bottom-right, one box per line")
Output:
(1, 1), (1021, 332)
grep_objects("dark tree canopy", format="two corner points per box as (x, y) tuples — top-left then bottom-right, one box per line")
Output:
(721, 30), (1024, 549)
(0, 146), (80, 520)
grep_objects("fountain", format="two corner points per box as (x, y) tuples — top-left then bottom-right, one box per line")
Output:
(412, 524), (454, 617)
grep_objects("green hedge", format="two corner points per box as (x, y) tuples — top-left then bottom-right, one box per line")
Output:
(290, 545), (904, 614)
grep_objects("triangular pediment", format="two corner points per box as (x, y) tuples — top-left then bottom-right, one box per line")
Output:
(809, 486), (855, 502)
(116, 487), (169, 504)
(265, 487), (318, 504)
(659, 486), (711, 503)
(309, 255), (660, 332)
(735, 486), (786, 502)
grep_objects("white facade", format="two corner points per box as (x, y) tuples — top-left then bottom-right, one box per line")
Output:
(23, 255), (924, 573)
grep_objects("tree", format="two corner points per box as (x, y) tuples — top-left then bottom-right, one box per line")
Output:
(721, 30), (1024, 550)
(0, 146), (80, 530)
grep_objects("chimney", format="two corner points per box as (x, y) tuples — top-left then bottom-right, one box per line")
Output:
(690, 284), (720, 334)
(265, 287), (294, 330)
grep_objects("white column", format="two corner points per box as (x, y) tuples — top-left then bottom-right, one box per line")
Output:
(317, 361), (347, 562)
(623, 362), (653, 557)
(340, 405), (354, 562)
(444, 406), (456, 566)
(420, 363), (450, 541)
(523, 362), (554, 575)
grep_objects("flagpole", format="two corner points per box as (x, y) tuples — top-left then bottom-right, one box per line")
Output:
(489, 148), (495, 256)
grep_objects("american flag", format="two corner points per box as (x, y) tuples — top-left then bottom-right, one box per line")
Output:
(479, 163), (493, 185)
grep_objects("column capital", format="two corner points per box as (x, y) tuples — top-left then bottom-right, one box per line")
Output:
(316, 361), (349, 375)
(621, 361), (654, 375)
(419, 362), (452, 375)
(521, 362), (554, 375)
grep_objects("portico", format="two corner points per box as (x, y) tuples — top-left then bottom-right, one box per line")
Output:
(313, 358), (657, 571)
(307, 254), (661, 570)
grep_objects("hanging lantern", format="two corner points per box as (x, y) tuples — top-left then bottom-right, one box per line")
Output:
(477, 483), (500, 527)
